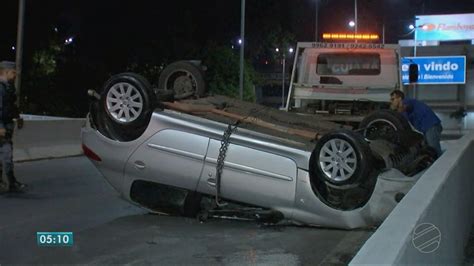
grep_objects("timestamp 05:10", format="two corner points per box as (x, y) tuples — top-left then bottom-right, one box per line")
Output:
(37, 232), (74, 247)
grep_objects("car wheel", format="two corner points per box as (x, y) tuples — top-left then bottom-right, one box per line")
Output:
(158, 61), (206, 100)
(359, 110), (411, 143)
(100, 73), (157, 140)
(309, 130), (377, 210)
(154, 88), (175, 102)
(310, 129), (374, 187)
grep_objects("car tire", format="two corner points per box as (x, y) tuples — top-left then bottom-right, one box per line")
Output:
(309, 130), (377, 210)
(157, 61), (206, 100)
(310, 129), (374, 187)
(154, 88), (175, 102)
(99, 73), (157, 141)
(359, 110), (411, 143)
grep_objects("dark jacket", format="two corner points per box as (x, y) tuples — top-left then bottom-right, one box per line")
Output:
(0, 80), (19, 125)
(402, 98), (441, 134)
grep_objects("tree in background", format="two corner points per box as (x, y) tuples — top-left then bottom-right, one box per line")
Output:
(260, 25), (296, 63)
(16, 0), (297, 117)
(21, 31), (94, 117)
(202, 45), (258, 102)
(245, 1), (296, 64)
(21, 38), (64, 115)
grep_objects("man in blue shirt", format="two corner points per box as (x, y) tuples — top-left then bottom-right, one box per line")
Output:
(390, 90), (443, 157)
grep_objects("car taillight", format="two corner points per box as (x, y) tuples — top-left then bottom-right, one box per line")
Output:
(82, 144), (102, 162)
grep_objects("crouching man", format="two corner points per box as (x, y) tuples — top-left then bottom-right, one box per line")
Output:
(390, 90), (443, 157)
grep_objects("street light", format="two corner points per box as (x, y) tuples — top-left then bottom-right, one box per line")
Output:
(408, 23), (428, 56)
(348, 20), (358, 43)
(412, 23), (428, 99)
(354, 0), (358, 35)
(15, 0), (25, 108)
(276, 47), (294, 108)
(315, 0), (319, 41)
(65, 37), (74, 45)
(239, 0), (245, 101)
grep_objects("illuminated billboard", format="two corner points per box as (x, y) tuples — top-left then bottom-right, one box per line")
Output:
(401, 56), (466, 85)
(416, 13), (474, 41)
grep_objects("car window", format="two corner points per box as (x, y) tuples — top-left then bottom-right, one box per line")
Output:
(317, 53), (381, 76)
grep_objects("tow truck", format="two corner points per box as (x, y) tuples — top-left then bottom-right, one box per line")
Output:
(285, 41), (401, 124)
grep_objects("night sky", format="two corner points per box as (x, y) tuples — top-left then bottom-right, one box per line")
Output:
(1, 0), (474, 68)
(0, 0), (472, 117)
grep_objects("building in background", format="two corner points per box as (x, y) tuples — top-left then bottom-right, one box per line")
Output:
(399, 13), (474, 139)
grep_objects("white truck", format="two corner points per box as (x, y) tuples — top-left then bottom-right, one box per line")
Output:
(285, 42), (401, 122)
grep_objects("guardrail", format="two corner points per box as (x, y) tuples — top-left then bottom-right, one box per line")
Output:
(12, 116), (86, 161)
(350, 133), (474, 264)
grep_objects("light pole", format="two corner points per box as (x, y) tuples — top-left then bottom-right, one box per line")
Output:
(354, 0), (358, 35)
(382, 22), (385, 44)
(239, 0), (246, 101)
(279, 48), (294, 108)
(411, 25), (418, 99)
(282, 52), (286, 108)
(15, 0), (26, 107)
(413, 24), (428, 56)
(411, 23), (427, 99)
(348, 20), (358, 43)
(315, 0), (319, 42)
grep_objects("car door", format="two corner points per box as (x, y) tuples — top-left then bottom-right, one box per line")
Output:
(125, 129), (209, 191)
(196, 138), (297, 210)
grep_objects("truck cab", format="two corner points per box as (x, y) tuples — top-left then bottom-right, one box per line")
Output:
(286, 42), (401, 119)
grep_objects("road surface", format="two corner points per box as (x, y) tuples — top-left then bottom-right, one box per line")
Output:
(0, 157), (372, 265)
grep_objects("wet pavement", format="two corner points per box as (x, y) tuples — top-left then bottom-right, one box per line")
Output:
(0, 157), (372, 265)
(465, 224), (474, 264)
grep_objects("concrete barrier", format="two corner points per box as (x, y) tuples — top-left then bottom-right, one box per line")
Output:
(19, 114), (75, 120)
(12, 116), (86, 161)
(350, 133), (474, 264)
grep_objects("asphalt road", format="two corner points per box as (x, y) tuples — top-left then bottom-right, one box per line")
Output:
(0, 157), (372, 265)
(466, 224), (474, 264)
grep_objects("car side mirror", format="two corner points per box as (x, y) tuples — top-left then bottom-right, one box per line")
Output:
(409, 64), (419, 83)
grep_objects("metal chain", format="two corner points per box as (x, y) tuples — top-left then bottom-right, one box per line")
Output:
(213, 106), (268, 207)
(214, 121), (240, 207)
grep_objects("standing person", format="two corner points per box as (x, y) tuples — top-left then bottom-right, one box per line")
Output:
(0, 61), (26, 193)
(390, 90), (443, 157)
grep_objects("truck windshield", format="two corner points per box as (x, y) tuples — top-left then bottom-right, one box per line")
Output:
(316, 53), (381, 76)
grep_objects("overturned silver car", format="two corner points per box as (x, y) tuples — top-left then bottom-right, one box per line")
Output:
(81, 72), (435, 229)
